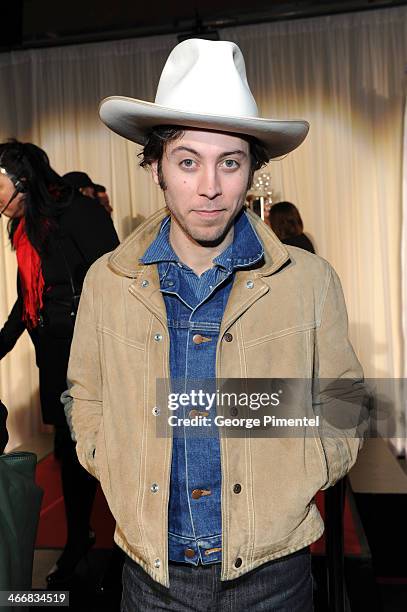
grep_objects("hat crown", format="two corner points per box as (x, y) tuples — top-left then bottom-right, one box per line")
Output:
(155, 39), (259, 119)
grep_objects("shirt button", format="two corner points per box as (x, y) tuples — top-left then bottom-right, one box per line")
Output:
(152, 406), (160, 416)
(185, 548), (195, 559)
(189, 409), (209, 418)
(192, 334), (204, 344)
(154, 558), (161, 568)
(154, 333), (163, 342)
(246, 280), (254, 289)
(167, 280), (174, 287)
(234, 557), (243, 568)
(230, 407), (238, 417)
(223, 332), (233, 342)
(141, 280), (149, 288)
(191, 489), (203, 499)
(150, 483), (159, 493)
(233, 484), (242, 494)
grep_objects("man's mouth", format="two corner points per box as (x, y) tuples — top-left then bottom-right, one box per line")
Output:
(193, 209), (224, 218)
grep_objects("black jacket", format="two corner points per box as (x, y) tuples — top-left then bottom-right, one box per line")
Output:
(0, 401), (7, 454)
(0, 194), (119, 359)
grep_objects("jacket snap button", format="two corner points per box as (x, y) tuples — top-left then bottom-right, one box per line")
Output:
(233, 484), (242, 494)
(191, 489), (202, 499)
(234, 557), (243, 568)
(230, 406), (238, 417)
(154, 558), (161, 568)
(223, 332), (233, 342)
(185, 548), (195, 558)
(246, 280), (254, 289)
(152, 406), (160, 416)
(154, 334), (163, 342)
(141, 280), (149, 288)
(150, 483), (159, 493)
(192, 334), (204, 344)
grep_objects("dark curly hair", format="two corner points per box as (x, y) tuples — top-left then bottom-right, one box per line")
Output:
(139, 126), (269, 190)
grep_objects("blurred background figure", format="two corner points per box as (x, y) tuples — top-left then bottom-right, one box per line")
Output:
(63, 171), (95, 198)
(63, 171), (113, 215)
(0, 140), (119, 586)
(94, 183), (113, 215)
(268, 201), (315, 253)
(62, 170), (95, 198)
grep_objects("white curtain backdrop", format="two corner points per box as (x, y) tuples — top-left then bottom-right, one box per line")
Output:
(0, 7), (406, 449)
(402, 86), (407, 456)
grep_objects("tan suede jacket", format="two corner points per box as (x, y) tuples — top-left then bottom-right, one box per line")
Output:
(68, 207), (364, 588)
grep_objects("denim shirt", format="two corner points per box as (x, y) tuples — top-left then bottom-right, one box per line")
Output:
(141, 210), (264, 565)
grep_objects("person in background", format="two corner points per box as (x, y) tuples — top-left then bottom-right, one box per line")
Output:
(0, 141), (119, 585)
(268, 201), (315, 253)
(94, 183), (113, 215)
(63, 172), (113, 215)
(62, 171), (96, 199)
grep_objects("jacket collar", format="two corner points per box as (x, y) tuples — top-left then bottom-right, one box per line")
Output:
(108, 206), (290, 279)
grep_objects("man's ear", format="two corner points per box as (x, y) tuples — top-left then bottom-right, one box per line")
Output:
(151, 161), (160, 186)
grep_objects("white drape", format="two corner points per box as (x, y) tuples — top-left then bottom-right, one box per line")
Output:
(0, 7), (406, 448)
(402, 87), (407, 456)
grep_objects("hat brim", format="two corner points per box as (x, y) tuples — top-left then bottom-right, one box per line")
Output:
(99, 96), (309, 159)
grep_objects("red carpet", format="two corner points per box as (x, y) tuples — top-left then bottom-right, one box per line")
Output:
(35, 453), (115, 549)
(35, 453), (368, 557)
(311, 490), (367, 556)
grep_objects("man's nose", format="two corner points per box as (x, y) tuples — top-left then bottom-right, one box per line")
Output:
(197, 167), (222, 200)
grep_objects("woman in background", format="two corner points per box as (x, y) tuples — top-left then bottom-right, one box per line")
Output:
(268, 201), (315, 253)
(0, 140), (119, 584)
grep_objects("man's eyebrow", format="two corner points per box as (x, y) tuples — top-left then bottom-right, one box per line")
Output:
(219, 150), (248, 158)
(169, 146), (200, 157)
(169, 146), (248, 158)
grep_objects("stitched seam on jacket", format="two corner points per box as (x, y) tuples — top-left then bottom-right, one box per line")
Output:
(137, 313), (154, 562)
(238, 318), (255, 567)
(245, 324), (317, 347)
(161, 324), (171, 574)
(96, 325), (145, 351)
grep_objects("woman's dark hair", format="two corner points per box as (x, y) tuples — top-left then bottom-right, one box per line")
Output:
(139, 125), (270, 190)
(0, 139), (73, 252)
(268, 201), (304, 240)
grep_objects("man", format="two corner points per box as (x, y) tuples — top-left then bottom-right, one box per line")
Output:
(94, 183), (113, 215)
(68, 39), (364, 610)
(63, 171), (96, 199)
(63, 171), (113, 214)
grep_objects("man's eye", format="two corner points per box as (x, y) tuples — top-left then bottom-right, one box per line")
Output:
(222, 159), (239, 169)
(180, 159), (195, 168)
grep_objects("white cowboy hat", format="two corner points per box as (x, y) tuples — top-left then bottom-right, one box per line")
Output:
(99, 38), (309, 159)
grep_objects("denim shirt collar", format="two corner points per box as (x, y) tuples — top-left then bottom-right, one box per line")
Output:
(140, 209), (264, 273)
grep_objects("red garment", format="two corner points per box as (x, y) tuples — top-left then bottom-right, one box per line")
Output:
(13, 218), (45, 329)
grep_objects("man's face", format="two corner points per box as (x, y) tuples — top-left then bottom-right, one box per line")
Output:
(0, 173), (25, 218)
(151, 129), (251, 247)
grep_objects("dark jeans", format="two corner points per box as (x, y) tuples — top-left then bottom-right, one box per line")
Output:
(121, 547), (313, 611)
